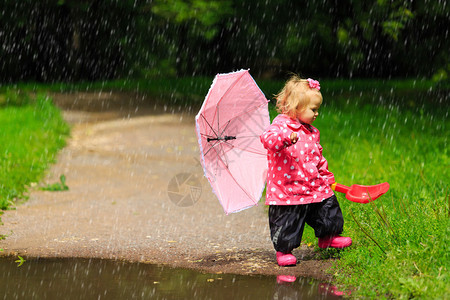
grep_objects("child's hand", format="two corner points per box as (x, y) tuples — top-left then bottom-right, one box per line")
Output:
(290, 132), (298, 144)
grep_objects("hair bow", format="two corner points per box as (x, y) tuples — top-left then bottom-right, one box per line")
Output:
(307, 78), (320, 90)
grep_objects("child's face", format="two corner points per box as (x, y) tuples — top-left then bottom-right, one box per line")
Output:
(296, 94), (322, 124)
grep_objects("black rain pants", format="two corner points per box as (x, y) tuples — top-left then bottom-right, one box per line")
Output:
(268, 195), (344, 253)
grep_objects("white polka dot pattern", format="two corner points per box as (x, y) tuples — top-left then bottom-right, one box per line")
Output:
(260, 114), (335, 205)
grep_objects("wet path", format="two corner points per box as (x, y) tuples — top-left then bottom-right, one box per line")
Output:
(0, 92), (332, 280)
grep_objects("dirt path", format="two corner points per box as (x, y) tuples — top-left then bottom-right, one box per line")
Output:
(0, 92), (333, 281)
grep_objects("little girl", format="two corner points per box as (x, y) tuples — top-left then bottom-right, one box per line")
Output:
(260, 75), (352, 266)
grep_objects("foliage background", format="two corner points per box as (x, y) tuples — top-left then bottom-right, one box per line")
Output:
(0, 0), (448, 82)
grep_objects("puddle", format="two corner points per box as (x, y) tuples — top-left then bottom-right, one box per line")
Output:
(0, 257), (342, 299)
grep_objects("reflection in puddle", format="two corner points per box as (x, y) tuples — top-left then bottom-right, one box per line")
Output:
(0, 257), (342, 299)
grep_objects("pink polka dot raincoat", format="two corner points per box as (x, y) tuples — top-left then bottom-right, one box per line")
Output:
(260, 114), (335, 205)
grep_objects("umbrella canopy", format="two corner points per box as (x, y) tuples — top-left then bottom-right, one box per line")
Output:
(195, 70), (270, 214)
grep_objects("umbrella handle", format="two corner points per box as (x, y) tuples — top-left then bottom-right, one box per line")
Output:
(331, 182), (350, 194)
(207, 136), (236, 142)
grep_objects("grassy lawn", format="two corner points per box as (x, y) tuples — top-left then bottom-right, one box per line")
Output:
(297, 86), (448, 299)
(0, 94), (69, 210)
(1, 76), (448, 298)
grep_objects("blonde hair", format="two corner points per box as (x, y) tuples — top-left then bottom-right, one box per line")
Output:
(275, 74), (322, 119)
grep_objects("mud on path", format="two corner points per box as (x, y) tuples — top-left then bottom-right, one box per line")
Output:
(0, 92), (333, 280)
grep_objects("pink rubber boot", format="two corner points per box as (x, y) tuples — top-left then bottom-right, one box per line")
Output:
(276, 251), (297, 266)
(318, 235), (352, 249)
(276, 275), (297, 284)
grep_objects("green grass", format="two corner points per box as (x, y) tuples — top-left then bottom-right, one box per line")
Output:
(0, 94), (69, 209)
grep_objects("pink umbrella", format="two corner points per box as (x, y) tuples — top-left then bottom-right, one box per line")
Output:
(195, 70), (270, 214)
